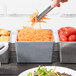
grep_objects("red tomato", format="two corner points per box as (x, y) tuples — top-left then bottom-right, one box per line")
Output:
(64, 30), (71, 37)
(58, 27), (66, 34)
(59, 35), (67, 41)
(65, 27), (72, 29)
(59, 27), (76, 42)
(63, 27), (76, 37)
(68, 35), (76, 41)
(68, 27), (76, 35)
(59, 27), (72, 37)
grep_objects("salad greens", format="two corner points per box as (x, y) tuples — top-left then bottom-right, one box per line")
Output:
(27, 65), (61, 76)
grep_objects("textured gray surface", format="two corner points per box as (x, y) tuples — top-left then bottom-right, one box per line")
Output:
(60, 42), (76, 63)
(11, 43), (58, 51)
(0, 51), (76, 76)
(15, 41), (54, 63)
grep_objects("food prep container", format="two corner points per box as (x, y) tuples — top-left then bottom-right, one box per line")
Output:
(60, 42), (76, 63)
(56, 31), (76, 63)
(0, 31), (11, 63)
(15, 30), (55, 63)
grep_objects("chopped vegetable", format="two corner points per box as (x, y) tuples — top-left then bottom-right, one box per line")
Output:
(0, 36), (9, 42)
(29, 10), (50, 26)
(0, 29), (10, 36)
(28, 72), (32, 76)
(27, 65), (71, 76)
(17, 26), (53, 41)
(0, 29), (10, 42)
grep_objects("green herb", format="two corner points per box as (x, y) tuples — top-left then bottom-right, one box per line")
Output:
(27, 65), (61, 76)
(28, 72), (32, 76)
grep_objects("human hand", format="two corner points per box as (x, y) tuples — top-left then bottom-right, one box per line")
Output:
(51, 0), (68, 8)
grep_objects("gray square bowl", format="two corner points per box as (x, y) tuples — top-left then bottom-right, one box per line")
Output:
(0, 31), (11, 63)
(15, 30), (55, 63)
(56, 30), (76, 63)
(60, 42), (76, 63)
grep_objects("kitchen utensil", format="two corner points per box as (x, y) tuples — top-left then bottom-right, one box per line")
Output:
(0, 42), (8, 55)
(36, 5), (53, 21)
(0, 42), (9, 63)
(36, 0), (63, 21)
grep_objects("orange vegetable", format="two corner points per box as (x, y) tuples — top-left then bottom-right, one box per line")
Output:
(29, 10), (50, 26)
(17, 26), (53, 41)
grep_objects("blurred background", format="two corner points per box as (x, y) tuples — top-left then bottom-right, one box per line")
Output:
(0, 0), (76, 31)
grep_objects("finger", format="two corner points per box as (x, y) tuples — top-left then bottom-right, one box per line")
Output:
(61, 0), (68, 3)
(51, 0), (60, 8)
(57, 4), (60, 7)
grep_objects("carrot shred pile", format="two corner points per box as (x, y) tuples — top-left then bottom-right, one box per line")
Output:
(17, 26), (53, 41)
(29, 10), (50, 26)
(17, 10), (52, 41)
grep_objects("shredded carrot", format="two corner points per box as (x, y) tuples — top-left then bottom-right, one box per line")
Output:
(17, 26), (53, 41)
(29, 10), (50, 27)
(38, 73), (43, 76)
(17, 10), (52, 41)
(45, 71), (50, 76)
